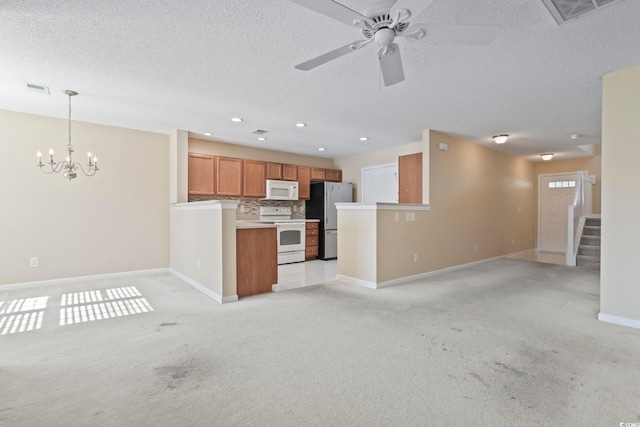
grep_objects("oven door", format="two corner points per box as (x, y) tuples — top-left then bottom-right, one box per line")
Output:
(275, 222), (306, 253)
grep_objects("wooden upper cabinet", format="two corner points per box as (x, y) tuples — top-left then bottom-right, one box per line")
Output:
(216, 156), (243, 197)
(188, 153), (216, 196)
(398, 152), (422, 204)
(310, 168), (326, 181)
(243, 160), (267, 198)
(266, 162), (282, 180)
(298, 166), (311, 200)
(282, 164), (298, 181)
(325, 169), (342, 182)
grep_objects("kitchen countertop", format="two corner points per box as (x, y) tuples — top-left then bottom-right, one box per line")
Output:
(236, 223), (278, 229)
(236, 218), (320, 224)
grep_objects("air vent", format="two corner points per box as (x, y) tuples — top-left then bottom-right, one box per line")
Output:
(251, 129), (269, 135)
(541, 0), (626, 24)
(24, 82), (50, 94)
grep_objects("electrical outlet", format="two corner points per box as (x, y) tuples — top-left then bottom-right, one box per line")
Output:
(474, 244), (478, 252)
(512, 239), (516, 245)
(518, 205), (522, 212)
(240, 205), (245, 213)
(394, 212), (399, 222)
(406, 212), (415, 222)
(414, 253), (418, 263)
(30, 257), (39, 267)
(197, 258), (201, 270)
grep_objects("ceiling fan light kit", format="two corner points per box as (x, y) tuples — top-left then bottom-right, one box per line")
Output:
(289, 0), (501, 87)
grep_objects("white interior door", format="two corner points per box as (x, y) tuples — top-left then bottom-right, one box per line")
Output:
(362, 163), (398, 203)
(539, 173), (577, 253)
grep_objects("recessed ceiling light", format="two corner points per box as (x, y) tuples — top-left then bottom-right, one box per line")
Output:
(360, 137), (369, 141)
(569, 133), (580, 140)
(203, 132), (213, 136)
(231, 117), (243, 122)
(318, 147), (325, 151)
(257, 137), (267, 141)
(296, 123), (307, 127)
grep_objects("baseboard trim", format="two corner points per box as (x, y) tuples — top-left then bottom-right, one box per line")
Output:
(1, 268), (170, 290)
(221, 295), (239, 303)
(598, 312), (640, 330)
(168, 269), (226, 304)
(335, 275), (377, 289)
(337, 255), (507, 290)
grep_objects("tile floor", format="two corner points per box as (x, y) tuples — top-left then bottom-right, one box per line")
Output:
(274, 259), (338, 291)
(505, 249), (566, 266)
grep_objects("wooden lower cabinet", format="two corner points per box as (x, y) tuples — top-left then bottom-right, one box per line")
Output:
(305, 222), (319, 260)
(236, 227), (278, 297)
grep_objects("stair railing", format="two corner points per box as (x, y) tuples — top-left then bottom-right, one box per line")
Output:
(566, 171), (585, 266)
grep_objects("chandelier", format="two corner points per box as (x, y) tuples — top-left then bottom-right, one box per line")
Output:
(36, 90), (98, 180)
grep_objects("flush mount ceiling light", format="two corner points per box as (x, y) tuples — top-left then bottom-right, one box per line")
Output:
(360, 137), (369, 141)
(540, 153), (555, 161)
(36, 90), (98, 180)
(295, 123), (307, 127)
(231, 117), (243, 122)
(203, 132), (213, 136)
(493, 134), (509, 144)
(318, 147), (326, 151)
(257, 137), (267, 141)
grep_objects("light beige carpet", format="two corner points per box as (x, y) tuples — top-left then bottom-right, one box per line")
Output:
(1, 259), (638, 426)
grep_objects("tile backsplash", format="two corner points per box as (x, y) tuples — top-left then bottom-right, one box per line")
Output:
(188, 196), (305, 217)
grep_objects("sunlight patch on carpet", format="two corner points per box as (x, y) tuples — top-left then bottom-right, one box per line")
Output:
(0, 297), (48, 335)
(60, 286), (153, 326)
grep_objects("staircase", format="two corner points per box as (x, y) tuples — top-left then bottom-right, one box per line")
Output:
(576, 217), (601, 269)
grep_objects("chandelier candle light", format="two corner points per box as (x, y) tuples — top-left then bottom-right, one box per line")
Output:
(36, 90), (98, 180)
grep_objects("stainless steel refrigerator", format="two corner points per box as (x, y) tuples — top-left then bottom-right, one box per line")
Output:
(306, 182), (353, 260)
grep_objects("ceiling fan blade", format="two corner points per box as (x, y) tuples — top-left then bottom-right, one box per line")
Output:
(390, 0), (435, 21)
(378, 43), (405, 87)
(288, 0), (371, 27)
(407, 23), (502, 45)
(295, 40), (368, 71)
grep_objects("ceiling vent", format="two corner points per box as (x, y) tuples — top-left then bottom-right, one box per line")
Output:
(541, 0), (623, 24)
(24, 82), (50, 95)
(251, 129), (269, 135)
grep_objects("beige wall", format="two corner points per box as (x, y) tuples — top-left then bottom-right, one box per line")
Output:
(600, 63), (640, 324)
(0, 109), (169, 286)
(333, 141), (423, 202)
(189, 138), (335, 169)
(170, 202), (238, 300)
(337, 208), (377, 283)
(337, 130), (535, 285)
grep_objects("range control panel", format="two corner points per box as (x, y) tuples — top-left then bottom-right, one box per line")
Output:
(259, 206), (292, 217)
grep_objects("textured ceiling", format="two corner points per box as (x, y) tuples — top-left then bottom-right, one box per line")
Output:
(1, 0), (639, 161)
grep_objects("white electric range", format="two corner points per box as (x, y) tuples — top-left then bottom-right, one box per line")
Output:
(259, 207), (306, 265)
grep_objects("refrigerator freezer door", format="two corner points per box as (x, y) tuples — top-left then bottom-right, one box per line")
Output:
(324, 183), (353, 230)
(323, 230), (338, 259)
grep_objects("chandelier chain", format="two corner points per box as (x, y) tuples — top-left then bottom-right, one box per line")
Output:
(67, 94), (73, 151)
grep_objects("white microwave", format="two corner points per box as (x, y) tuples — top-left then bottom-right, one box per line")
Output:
(265, 179), (299, 201)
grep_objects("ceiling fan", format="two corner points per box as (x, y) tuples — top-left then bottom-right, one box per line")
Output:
(289, 0), (502, 86)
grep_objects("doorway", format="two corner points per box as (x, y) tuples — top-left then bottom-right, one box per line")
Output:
(538, 172), (577, 253)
